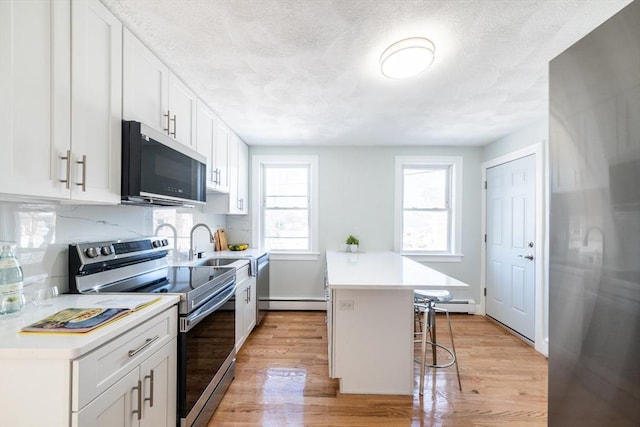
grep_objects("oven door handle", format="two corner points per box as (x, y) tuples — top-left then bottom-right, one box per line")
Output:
(182, 281), (237, 332)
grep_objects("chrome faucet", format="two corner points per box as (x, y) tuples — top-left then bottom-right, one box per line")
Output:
(189, 223), (216, 261)
(154, 223), (178, 253)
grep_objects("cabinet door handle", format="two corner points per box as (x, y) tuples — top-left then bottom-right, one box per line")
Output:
(76, 155), (87, 192)
(59, 150), (71, 189)
(164, 110), (171, 135)
(132, 380), (142, 421)
(170, 114), (177, 138)
(144, 369), (155, 408)
(128, 335), (160, 357)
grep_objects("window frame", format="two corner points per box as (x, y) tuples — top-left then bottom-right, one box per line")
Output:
(394, 156), (464, 262)
(252, 155), (319, 261)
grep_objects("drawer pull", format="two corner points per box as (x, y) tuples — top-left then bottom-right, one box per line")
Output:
(128, 335), (159, 357)
(132, 380), (142, 421)
(144, 369), (155, 407)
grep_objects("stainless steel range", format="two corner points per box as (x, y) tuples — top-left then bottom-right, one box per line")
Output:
(68, 237), (237, 427)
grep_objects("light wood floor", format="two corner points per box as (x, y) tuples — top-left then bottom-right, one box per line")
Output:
(208, 311), (548, 426)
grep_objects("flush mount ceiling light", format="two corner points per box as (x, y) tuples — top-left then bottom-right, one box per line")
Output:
(380, 37), (435, 79)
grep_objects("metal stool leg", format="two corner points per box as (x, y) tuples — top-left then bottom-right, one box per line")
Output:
(417, 303), (462, 395)
(419, 304), (428, 395)
(441, 308), (462, 391)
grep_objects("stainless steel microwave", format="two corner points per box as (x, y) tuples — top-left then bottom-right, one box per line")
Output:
(121, 121), (206, 207)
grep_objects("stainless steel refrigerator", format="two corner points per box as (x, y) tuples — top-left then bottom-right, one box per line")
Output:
(549, 1), (640, 425)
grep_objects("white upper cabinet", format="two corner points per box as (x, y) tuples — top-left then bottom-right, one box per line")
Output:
(236, 138), (249, 214)
(0, 0), (120, 204)
(227, 134), (249, 214)
(168, 74), (197, 150)
(197, 99), (230, 194)
(123, 28), (169, 133)
(205, 131), (248, 214)
(123, 29), (197, 150)
(70, 0), (122, 203)
(214, 120), (231, 193)
(196, 99), (217, 189)
(0, 0), (71, 200)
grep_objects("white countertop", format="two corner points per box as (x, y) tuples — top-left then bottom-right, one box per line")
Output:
(0, 294), (179, 360)
(326, 250), (469, 290)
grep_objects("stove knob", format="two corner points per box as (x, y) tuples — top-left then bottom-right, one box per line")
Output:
(152, 240), (161, 248)
(162, 239), (169, 246)
(85, 247), (99, 258)
(100, 246), (112, 256)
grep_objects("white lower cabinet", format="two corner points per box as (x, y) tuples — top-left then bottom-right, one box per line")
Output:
(73, 338), (177, 427)
(72, 307), (177, 427)
(0, 304), (178, 427)
(235, 264), (257, 351)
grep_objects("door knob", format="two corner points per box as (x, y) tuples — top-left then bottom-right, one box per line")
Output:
(518, 254), (534, 261)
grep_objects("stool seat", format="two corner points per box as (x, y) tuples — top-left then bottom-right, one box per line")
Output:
(414, 289), (452, 303)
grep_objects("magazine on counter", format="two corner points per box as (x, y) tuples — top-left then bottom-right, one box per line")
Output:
(20, 296), (161, 334)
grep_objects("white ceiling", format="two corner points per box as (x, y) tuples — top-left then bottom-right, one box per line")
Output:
(102, 0), (631, 147)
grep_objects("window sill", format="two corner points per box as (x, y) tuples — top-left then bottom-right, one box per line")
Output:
(269, 252), (320, 261)
(401, 252), (464, 263)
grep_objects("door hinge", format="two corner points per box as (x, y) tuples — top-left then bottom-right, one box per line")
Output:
(484, 181), (487, 189)
(484, 288), (487, 296)
(484, 234), (487, 243)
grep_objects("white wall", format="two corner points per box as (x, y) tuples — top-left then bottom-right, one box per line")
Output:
(482, 118), (548, 161)
(244, 145), (484, 304)
(0, 201), (225, 299)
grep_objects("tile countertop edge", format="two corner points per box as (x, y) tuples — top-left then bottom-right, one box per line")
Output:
(325, 250), (469, 289)
(0, 294), (180, 360)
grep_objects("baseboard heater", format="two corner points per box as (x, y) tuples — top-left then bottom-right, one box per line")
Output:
(268, 298), (326, 311)
(267, 298), (476, 314)
(436, 299), (476, 314)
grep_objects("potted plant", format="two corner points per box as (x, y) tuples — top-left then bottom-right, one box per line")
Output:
(345, 235), (359, 253)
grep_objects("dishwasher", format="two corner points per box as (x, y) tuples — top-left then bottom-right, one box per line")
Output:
(255, 253), (270, 325)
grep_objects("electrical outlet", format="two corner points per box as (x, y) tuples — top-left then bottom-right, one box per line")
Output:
(338, 300), (354, 310)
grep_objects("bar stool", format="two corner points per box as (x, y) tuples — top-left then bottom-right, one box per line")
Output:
(414, 289), (462, 394)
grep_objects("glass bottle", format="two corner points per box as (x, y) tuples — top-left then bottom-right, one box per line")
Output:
(0, 244), (25, 315)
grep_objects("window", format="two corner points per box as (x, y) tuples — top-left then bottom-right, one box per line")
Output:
(252, 155), (318, 259)
(395, 156), (463, 261)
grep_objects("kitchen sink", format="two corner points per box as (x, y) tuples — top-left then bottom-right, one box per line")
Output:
(195, 258), (245, 267)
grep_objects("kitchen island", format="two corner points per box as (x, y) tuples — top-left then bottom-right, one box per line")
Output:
(325, 250), (469, 395)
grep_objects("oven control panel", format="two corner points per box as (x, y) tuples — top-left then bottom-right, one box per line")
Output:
(70, 237), (170, 266)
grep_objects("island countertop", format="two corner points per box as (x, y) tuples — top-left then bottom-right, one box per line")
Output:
(326, 250), (469, 290)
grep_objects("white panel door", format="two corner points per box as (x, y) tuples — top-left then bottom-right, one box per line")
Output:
(71, 0), (122, 203)
(486, 154), (536, 340)
(0, 0), (71, 199)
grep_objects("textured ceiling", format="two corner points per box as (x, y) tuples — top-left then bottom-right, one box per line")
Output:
(102, 0), (631, 146)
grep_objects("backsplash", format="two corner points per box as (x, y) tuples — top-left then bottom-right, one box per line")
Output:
(0, 201), (226, 295)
